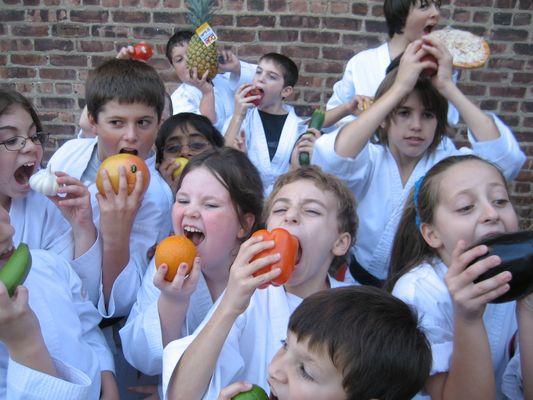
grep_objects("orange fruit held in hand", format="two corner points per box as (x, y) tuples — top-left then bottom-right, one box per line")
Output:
(96, 153), (150, 196)
(155, 235), (197, 281)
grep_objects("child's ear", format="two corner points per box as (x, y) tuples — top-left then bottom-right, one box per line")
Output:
(237, 213), (256, 239)
(281, 86), (293, 99)
(331, 232), (351, 257)
(420, 223), (442, 250)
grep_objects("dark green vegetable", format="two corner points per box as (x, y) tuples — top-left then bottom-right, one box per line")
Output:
(299, 109), (325, 166)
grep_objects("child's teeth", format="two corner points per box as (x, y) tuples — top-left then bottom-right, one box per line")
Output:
(184, 226), (202, 233)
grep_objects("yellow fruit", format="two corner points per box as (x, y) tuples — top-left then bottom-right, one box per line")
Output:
(155, 235), (197, 281)
(186, 0), (218, 80)
(172, 157), (189, 179)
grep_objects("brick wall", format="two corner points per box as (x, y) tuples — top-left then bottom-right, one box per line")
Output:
(1, 0), (531, 227)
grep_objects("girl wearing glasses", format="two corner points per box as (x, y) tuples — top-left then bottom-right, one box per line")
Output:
(155, 112), (224, 194)
(0, 89), (117, 397)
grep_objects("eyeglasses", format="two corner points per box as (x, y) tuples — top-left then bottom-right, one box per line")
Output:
(163, 141), (210, 154)
(0, 132), (48, 151)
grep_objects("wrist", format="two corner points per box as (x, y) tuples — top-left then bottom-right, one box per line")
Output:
(201, 86), (214, 96)
(219, 295), (245, 321)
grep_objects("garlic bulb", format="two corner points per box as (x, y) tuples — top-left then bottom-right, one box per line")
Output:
(29, 163), (59, 196)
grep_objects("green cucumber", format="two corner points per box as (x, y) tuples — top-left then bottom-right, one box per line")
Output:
(299, 109), (325, 166)
(0, 243), (32, 297)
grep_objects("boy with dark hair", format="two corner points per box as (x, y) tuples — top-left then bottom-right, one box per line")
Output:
(224, 52), (311, 194)
(219, 286), (432, 400)
(325, 0), (460, 127)
(166, 30), (256, 131)
(48, 58), (174, 319)
(162, 166), (358, 399)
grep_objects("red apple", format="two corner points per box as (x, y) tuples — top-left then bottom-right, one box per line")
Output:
(245, 87), (264, 107)
(132, 42), (154, 61)
(420, 54), (438, 78)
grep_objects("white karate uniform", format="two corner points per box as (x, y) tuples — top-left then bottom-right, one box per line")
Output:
(119, 258), (214, 376)
(223, 105), (307, 195)
(502, 348), (523, 400)
(392, 260), (517, 400)
(326, 42), (459, 127)
(312, 114), (526, 281)
(0, 249), (114, 400)
(48, 138), (174, 318)
(161, 277), (350, 399)
(9, 189), (102, 305)
(171, 61), (257, 132)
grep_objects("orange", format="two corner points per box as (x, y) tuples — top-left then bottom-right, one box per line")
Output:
(154, 235), (197, 281)
(96, 153), (150, 196)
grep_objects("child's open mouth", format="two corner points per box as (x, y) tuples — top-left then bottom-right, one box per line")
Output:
(119, 148), (138, 156)
(424, 24), (435, 35)
(14, 162), (36, 185)
(183, 226), (205, 246)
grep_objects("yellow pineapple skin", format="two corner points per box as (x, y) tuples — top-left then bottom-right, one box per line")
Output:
(186, 34), (218, 81)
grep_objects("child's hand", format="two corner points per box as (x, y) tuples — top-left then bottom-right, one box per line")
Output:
(290, 128), (321, 168)
(50, 172), (94, 230)
(157, 159), (181, 194)
(233, 129), (247, 153)
(217, 49), (240, 74)
(221, 235), (282, 317)
(154, 257), (201, 303)
(116, 46), (135, 60)
(234, 84), (260, 118)
(445, 240), (512, 321)
(217, 381), (254, 399)
(347, 95), (374, 116)
(422, 36), (454, 93)
(96, 167), (145, 239)
(395, 40), (436, 94)
(184, 67), (213, 95)
(0, 283), (42, 352)
(0, 206), (15, 261)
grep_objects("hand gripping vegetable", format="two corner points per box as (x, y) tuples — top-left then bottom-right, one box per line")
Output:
(251, 228), (299, 288)
(0, 243), (32, 297)
(29, 163), (59, 196)
(232, 384), (269, 400)
(299, 109), (325, 166)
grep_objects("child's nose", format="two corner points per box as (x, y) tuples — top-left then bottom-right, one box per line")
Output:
(123, 125), (138, 142)
(480, 202), (500, 223)
(283, 208), (299, 224)
(267, 350), (288, 385)
(409, 115), (422, 131)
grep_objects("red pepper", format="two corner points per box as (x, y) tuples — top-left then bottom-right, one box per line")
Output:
(132, 42), (154, 61)
(251, 228), (299, 287)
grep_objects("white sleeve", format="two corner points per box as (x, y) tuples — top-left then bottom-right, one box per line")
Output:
(326, 57), (356, 111)
(98, 192), (172, 318)
(392, 267), (455, 376)
(466, 113), (526, 181)
(6, 358), (93, 400)
(227, 61), (257, 89)
(502, 349), (523, 400)
(161, 311), (246, 400)
(41, 200), (75, 260)
(68, 260), (115, 374)
(171, 85), (201, 115)
(311, 128), (376, 199)
(119, 258), (164, 376)
(69, 232), (102, 306)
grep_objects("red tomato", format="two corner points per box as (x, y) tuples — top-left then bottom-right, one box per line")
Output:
(245, 87), (264, 107)
(251, 228), (299, 288)
(132, 42), (154, 61)
(420, 54), (438, 78)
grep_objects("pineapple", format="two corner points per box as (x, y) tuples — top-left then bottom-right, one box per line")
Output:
(186, 0), (218, 81)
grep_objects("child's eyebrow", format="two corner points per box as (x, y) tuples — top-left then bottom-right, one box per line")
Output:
(272, 197), (327, 208)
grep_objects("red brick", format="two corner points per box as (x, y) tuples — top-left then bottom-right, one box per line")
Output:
(212, 15), (234, 27)
(469, 71), (509, 82)
(91, 25), (130, 38)
(0, 67), (37, 78)
(52, 24), (90, 37)
(40, 68), (77, 80)
(112, 11), (150, 23)
(301, 31), (339, 44)
(322, 47), (355, 61)
(0, 10), (25, 21)
(268, 0), (286, 12)
(493, 12), (513, 25)
(153, 11), (187, 24)
(473, 11), (490, 23)
(11, 54), (46, 65)
(513, 12), (531, 25)
(11, 25), (49, 36)
(513, 43), (532, 55)
(280, 46), (320, 59)
(365, 19), (387, 33)
(247, 0), (264, 11)
(490, 86), (526, 97)
(279, 16), (320, 28)
(330, 1), (349, 14)
(491, 28), (529, 41)
(70, 10), (109, 23)
(34, 38), (75, 52)
(162, 0), (180, 7)
(218, 29), (256, 43)
(237, 15), (275, 27)
(55, 83), (73, 95)
(259, 31), (299, 42)
(453, 9), (471, 23)
(304, 61), (344, 74)
(50, 55), (88, 67)
(79, 40), (115, 53)
(457, 83), (486, 96)
(351, 3), (368, 15)
(40, 97), (76, 109)
(323, 17), (361, 31)
(289, 0), (307, 13)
